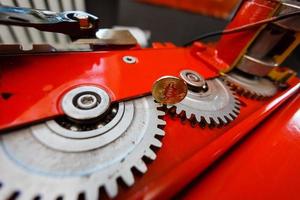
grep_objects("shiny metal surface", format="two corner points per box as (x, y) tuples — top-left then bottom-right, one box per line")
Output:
(236, 55), (277, 76)
(180, 69), (208, 92)
(61, 86), (111, 120)
(0, 6), (100, 39)
(167, 78), (240, 125)
(224, 72), (278, 98)
(74, 29), (138, 46)
(275, 1), (300, 31)
(0, 96), (166, 199)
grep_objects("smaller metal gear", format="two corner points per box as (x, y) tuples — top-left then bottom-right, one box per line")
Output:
(167, 70), (240, 126)
(223, 71), (278, 99)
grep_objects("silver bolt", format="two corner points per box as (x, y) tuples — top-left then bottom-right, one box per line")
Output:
(180, 70), (208, 92)
(186, 73), (200, 82)
(77, 94), (98, 109)
(123, 56), (137, 64)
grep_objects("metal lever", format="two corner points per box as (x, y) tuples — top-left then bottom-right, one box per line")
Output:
(0, 5), (100, 40)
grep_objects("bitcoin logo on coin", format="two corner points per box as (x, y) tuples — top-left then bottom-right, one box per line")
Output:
(152, 76), (187, 105)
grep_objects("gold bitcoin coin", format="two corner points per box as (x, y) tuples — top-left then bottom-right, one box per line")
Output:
(152, 76), (187, 105)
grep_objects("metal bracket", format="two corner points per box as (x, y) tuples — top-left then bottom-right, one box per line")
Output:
(0, 5), (100, 40)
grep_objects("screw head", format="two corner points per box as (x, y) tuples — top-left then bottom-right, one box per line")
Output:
(61, 86), (110, 120)
(76, 94), (98, 109)
(180, 70), (207, 92)
(123, 56), (137, 64)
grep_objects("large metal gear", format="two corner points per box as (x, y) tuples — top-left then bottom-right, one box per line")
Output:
(0, 96), (166, 200)
(167, 70), (240, 125)
(223, 71), (277, 99)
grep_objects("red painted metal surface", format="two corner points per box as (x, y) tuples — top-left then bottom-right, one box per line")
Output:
(0, 47), (219, 131)
(216, 0), (279, 69)
(182, 91), (300, 200)
(111, 78), (299, 200)
(191, 42), (230, 72)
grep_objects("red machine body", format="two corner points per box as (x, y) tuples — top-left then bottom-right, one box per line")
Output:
(0, 47), (219, 131)
(113, 79), (299, 200)
(183, 92), (300, 200)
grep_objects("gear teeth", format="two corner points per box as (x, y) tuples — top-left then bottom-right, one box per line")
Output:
(157, 119), (166, 126)
(184, 111), (192, 119)
(144, 148), (157, 160)
(235, 99), (241, 105)
(224, 116), (231, 123)
(104, 180), (118, 198)
(151, 138), (162, 148)
(194, 114), (201, 123)
(42, 194), (57, 200)
(0, 96), (165, 200)
(121, 170), (135, 186)
(233, 108), (240, 114)
(156, 129), (165, 136)
(227, 114), (234, 121)
(166, 104), (172, 109)
(220, 116), (227, 124)
(166, 78), (241, 127)
(213, 117), (220, 125)
(85, 186), (98, 200)
(134, 159), (148, 173)
(0, 187), (14, 200)
(62, 192), (78, 200)
(204, 116), (211, 124)
(176, 108), (182, 115)
(157, 110), (166, 117)
(224, 72), (277, 99)
(230, 112), (237, 118)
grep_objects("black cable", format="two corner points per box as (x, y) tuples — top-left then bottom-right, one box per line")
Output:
(183, 11), (300, 47)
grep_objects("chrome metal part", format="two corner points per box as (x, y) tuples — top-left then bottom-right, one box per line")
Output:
(167, 78), (240, 125)
(61, 86), (111, 121)
(0, 6), (100, 39)
(180, 69), (208, 92)
(0, 96), (166, 199)
(96, 29), (137, 45)
(224, 71), (278, 98)
(275, 1), (300, 32)
(236, 55), (278, 77)
(74, 29), (138, 46)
